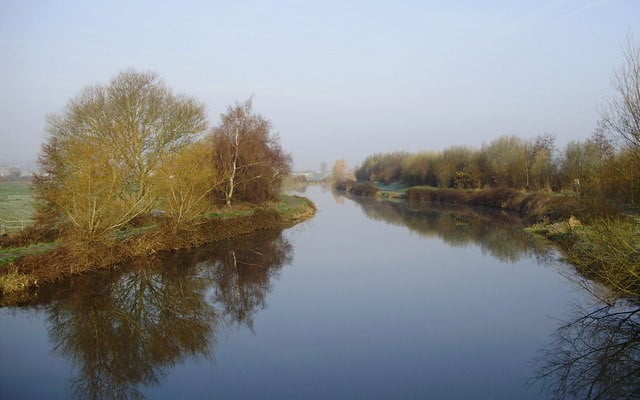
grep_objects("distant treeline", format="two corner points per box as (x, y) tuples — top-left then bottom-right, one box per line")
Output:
(355, 38), (640, 205)
(355, 133), (639, 204)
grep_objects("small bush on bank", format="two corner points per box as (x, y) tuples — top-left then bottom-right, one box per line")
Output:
(333, 180), (354, 192)
(0, 224), (58, 249)
(468, 188), (523, 210)
(406, 187), (469, 203)
(408, 187), (522, 209)
(352, 182), (379, 197)
(561, 218), (640, 299)
(334, 180), (379, 197)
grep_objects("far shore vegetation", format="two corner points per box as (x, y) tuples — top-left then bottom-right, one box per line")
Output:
(0, 70), (315, 300)
(335, 39), (640, 302)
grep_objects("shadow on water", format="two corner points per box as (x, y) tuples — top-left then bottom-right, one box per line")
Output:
(533, 302), (640, 400)
(21, 229), (292, 400)
(342, 192), (554, 263)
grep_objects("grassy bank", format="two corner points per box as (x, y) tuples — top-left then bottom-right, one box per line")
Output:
(530, 217), (640, 301)
(0, 195), (315, 300)
(0, 181), (34, 234)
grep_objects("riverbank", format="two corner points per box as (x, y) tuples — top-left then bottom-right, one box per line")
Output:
(336, 182), (618, 223)
(336, 182), (639, 300)
(0, 195), (315, 302)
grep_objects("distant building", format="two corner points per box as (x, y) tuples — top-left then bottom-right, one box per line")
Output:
(0, 165), (21, 180)
(291, 170), (329, 182)
(0, 164), (33, 181)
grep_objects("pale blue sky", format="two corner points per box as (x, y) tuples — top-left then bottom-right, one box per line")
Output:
(1, 0), (638, 170)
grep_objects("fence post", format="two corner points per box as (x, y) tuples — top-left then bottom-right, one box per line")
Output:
(0, 220), (33, 234)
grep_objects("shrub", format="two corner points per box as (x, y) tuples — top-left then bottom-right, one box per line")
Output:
(563, 218), (640, 299)
(334, 180), (379, 197)
(351, 182), (379, 197)
(468, 188), (523, 210)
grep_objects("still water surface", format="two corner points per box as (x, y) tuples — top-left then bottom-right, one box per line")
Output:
(1, 185), (631, 399)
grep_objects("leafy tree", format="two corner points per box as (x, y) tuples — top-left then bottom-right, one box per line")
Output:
(453, 171), (477, 189)
(34, 69), (207, 242)
(211, 99), (290, 206)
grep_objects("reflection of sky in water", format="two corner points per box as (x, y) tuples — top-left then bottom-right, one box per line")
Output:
(0, 186), (599, 399)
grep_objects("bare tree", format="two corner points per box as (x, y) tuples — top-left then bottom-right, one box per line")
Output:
(211, 99), (290, 206)
(601, 37), (640, 153)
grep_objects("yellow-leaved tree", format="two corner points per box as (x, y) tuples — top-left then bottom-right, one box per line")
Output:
(153, 142), (222, 234)
(34, 70), (207, 243)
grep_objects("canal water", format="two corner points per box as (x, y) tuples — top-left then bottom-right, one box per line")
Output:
(1, 185), (627, 399)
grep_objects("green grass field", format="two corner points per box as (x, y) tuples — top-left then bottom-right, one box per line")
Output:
(0, 182), (35, 232)
(0, 242), (57, 265)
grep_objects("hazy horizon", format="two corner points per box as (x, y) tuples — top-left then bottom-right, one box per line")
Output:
(2, 0), (639, 171)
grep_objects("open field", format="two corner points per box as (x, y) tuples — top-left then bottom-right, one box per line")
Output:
(0, 182), (35, 233)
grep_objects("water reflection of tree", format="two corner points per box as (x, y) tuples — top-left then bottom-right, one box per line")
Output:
(204, 232), (292, 329)
(347, 195), (551, 263)
(38, 229), (291, 400)
(535, 302), (640, 400)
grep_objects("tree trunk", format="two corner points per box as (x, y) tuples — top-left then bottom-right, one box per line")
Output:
(226, 128), (240, 207)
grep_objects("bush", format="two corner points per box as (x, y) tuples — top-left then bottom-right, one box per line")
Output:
(334, 180), (379, 197)
(468, 188), (523, 209)
(408, 187), (523, 208)
(562, 218), (640, 299)
(351, 182), (379, 197)
(407, 188), (469, 203)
